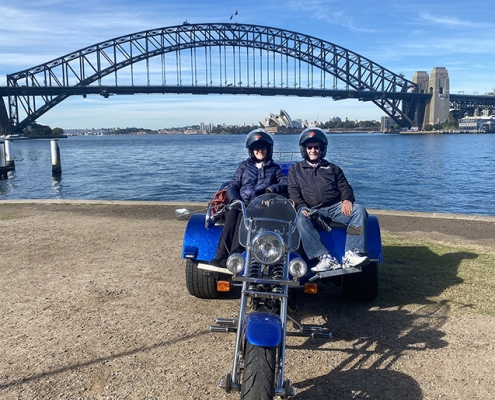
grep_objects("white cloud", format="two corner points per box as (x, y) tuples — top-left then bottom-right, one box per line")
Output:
(417, 12), (494, 28)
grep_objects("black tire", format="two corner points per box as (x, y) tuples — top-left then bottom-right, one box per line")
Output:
(240, 342), (276, 400)
(185, 259), (218, 299)
(342, 262), (379, 301)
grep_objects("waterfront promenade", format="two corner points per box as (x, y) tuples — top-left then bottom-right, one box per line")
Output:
(0, 200), (494, 399)
(1, 199), (494, 246)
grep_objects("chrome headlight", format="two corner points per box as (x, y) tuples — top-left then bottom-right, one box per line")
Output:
(289, 258), (307, 278)
(226, 253), (245, 274)
(252, 232), (284, 264)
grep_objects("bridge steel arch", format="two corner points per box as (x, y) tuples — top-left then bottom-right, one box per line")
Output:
(4, 23), (423, 133)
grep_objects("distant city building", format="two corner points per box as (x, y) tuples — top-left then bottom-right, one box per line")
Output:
(459, 115), (495, 133)
(259, 109), (309, 134)
(381, 116), (395, 132)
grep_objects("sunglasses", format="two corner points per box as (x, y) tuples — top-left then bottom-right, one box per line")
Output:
(253, 146), (267, 151)
(306, 145), (320, 150)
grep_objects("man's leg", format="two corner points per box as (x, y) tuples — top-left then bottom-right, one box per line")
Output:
(296, 214), (330, 260)
(324, 202), (368, 254)
(324, 202), (369, 268)
(344, 204), (368, 254)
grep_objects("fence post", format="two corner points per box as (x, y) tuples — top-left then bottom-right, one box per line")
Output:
(0, 141), (5, 167)
(4, 139), (15, 168)
(51, 139), (62, 176)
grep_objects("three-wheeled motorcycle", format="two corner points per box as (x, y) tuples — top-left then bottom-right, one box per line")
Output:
(177, 181), (382, 398)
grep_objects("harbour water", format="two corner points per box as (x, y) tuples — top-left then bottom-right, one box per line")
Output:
(1, 132), (494, 217)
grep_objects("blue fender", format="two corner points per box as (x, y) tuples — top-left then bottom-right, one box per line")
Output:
(182, 214), (222, 261)
(366, 215), (383, 263)
(245, 312), (282, 347)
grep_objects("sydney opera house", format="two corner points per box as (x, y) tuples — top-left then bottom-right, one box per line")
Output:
(259, 109), (309, 134)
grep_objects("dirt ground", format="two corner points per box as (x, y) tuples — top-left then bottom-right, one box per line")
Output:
(0, 201), (494, 400)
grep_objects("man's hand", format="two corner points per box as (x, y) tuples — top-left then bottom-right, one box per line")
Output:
(302, 209), (310, 218)
(341, 200), (353, 216)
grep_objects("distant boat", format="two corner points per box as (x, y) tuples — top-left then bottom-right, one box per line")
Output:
(1, 134), (29, 140)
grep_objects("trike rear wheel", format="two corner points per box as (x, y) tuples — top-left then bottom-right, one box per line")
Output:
(185, 259), (218, 299)
(342, 262), (379, 301)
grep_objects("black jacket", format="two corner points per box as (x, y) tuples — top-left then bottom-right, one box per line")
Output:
(227, 158), (288, 204)
(288, 159), (355, 209)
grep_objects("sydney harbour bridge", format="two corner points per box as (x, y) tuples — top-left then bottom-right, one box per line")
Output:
(1, 22), (494, 134)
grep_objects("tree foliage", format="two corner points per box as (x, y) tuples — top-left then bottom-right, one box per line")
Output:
(25, 123), (65, 137)
(209, 125), (260, 134)
(317, 119), (380, 130)
(423, 113), (459, 131)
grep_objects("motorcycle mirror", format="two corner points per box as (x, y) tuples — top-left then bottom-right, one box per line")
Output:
(175, 208), (191, 220)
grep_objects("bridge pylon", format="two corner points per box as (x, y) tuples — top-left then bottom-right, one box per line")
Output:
(0, 97), (12, 134)
(414, 67), (450, 127)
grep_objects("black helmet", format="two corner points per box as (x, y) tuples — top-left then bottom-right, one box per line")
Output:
(298, 127), (328, 160)
(246, 129), (274, 161)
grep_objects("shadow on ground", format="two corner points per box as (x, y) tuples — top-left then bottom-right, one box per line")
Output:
(284, 244), (477, 398)
(377, 245), (477, 308)
(292, 369), (422, 399)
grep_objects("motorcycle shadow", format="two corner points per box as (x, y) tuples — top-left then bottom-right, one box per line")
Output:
(284, 244), (476, 398)
(286, 295), (445, 399)
(291, 368), (422, 399)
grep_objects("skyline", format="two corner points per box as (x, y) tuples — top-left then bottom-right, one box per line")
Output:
(1, 0), (495, 129)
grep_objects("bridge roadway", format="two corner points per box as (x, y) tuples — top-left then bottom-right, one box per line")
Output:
(0, 85), (432, 101)
(1, 85), (488, 105)
(1, 84), (493, 116)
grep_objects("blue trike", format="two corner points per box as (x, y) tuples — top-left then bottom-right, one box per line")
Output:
(177, 160), (382, 302)
(176, 159), (383, 398)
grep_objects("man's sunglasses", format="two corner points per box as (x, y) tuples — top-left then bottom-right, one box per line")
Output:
(306, 145), (320, 150)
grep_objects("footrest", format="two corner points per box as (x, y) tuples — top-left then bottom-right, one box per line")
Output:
(210, 325), (237, 333)
(198, 263), (233, 275)
(215, 317), (237, 327)
(300, 325), (323, 333)
(309, 266), (361, 281)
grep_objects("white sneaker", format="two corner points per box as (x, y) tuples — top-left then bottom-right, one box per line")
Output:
(311, 254), (342, 272)
(342, 250), (369, 268)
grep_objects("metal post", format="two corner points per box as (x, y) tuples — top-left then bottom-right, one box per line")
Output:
(51, 139), (61, 175)
(4, 139), (15, 168)
(0, 141), (5, 167)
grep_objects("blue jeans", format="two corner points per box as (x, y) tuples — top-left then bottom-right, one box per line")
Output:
(296, 202), (368, 260)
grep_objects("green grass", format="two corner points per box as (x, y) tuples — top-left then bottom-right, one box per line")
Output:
(0, 214), (21, 221)
(376, 233), (495, 316)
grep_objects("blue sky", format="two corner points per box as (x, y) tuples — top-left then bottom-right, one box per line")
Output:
(1, 0), (495, 129)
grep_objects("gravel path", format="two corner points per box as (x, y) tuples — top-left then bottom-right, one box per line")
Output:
(0, 201), (494, 399)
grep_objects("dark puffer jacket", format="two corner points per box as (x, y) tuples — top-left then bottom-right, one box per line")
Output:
(288, 159), (355, 209)
(227, 158), (288, 204)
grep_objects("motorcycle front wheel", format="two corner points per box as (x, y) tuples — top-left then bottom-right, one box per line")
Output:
(240, 342), (277, 400)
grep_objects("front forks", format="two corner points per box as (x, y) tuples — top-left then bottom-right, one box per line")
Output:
(214, 281), (296, 397)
